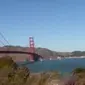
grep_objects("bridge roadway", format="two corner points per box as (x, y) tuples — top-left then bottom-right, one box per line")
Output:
(0, 51), (43, 61)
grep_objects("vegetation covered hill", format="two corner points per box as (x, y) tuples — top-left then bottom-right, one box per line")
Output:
(0, 46), (85, 61)
(0, 46), (70, 61)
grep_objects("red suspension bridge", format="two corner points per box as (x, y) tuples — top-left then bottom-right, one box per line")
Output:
(0, 32), (77, 85)
(0, 32), (43, 62)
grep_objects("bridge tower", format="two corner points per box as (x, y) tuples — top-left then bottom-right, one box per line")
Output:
(28, 37), (35, 61)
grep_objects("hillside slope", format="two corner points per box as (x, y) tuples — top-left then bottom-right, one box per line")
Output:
(0, 46), (70, 61)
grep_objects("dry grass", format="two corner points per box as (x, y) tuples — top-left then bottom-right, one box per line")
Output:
(25, 71), (60, 85)
(72, 68), (85, 85)
(0, 56), (61, 85)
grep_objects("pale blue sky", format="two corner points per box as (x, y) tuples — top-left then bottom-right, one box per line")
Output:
(0, 0), (85, 52)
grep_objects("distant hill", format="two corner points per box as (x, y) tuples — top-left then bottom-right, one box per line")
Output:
(0, 46), (70, 61)
(0, 46), (85, 61)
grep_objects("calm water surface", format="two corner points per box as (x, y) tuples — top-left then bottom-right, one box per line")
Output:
(18, 58), (85, 73)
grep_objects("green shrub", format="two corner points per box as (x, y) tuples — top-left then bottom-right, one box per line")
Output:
(0, 56), (30, 85)
(0, 56), (17, 69)
(72, 68), (85, 75)
(72, 68), (85, 85)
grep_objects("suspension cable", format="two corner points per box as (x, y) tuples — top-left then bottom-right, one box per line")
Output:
(0, 40), (5, 46)
(0, 32), (10, 57)
(0, 32), (10, 45)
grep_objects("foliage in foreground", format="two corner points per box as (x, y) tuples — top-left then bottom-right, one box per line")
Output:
(1, 56), (85, 85)
(25, 71), (61, 85)
(0, 56), (61, 85)
(0, 56), (30, 85)
(72, 68), (85, 85)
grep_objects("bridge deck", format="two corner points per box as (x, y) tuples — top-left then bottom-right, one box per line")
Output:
(0, 50), (43, 58)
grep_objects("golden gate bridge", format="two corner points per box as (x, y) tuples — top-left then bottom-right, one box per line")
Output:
(0, 32), (43, 62)
(0, 32), (76, 85)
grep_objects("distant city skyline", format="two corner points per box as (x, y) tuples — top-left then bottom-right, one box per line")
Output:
(0, 0), (85, 52)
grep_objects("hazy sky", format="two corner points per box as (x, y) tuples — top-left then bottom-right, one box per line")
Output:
(0, 0), (85, 52)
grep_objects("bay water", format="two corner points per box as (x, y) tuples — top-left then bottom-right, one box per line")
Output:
(18, 58), (85, 74)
